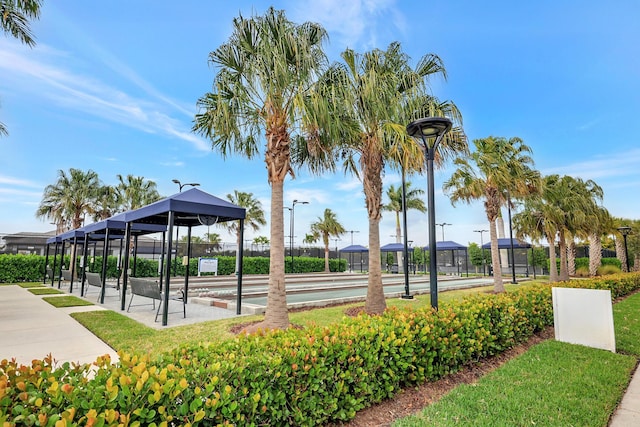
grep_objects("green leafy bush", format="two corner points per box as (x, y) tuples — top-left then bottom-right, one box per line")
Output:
(0, 254), (347, 283)
(3, 274), (638, 425)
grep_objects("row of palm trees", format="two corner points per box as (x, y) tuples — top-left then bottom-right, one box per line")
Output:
(36, 169), (162, 232)
(192, 7), (467, 330)
(192, 7), (635, 331)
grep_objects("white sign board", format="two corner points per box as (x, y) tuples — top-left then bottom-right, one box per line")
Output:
(552, 287), (615, 353)
(198, 257), (218, 276)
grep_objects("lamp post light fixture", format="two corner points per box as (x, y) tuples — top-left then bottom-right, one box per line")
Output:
(617, 226), (632, 272)
(435, 222), (451, 242)
(407, 116), (452, 310)
(474, 229), (489, 276)
(171, 179), (200, 276)
(288, 199), (308, 273)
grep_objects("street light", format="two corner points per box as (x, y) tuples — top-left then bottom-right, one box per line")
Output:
(407, 116), (452, 310)
(474, 229), (489, 276)
(617, 226), (632, 272)
(172, 179), (200, 276)
(435, 222), (451, 241)
(288, 199), (308, 273)
(506, 192), (517, 284)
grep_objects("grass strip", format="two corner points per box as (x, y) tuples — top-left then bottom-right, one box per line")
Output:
(28, 287), (63, 295)
(42, 295), (94, 308)
(18, 282), (47, 288)
(393, 340), (636, 427)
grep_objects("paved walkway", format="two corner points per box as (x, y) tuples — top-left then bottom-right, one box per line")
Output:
(0, 285), (119, 366)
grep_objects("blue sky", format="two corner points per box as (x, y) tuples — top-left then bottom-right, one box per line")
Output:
(1, 0), (639, 249)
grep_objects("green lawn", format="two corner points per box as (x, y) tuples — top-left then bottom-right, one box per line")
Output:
(42, 295), (94, 308)
(28, 287), (63, 295)
(393, 291), (640, 427)
(393, 340), (636, 427)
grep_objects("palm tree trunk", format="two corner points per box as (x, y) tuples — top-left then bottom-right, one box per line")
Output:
(324, 243), (330, 273)
(616, 237), (627, 272)
(497, 215), (509, 269)
(548, 237), (559, 282)
(588, 232), (601, 277)
(365, 216), (385, 314)
(558, 230), (569, 281)
(263, 180), (289, 329)
(489, 219), (504, 292)
(567, 239), (576, 277)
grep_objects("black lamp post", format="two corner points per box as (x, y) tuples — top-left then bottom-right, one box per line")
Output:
(506, 192), (517, 284)
(617, 226), (632, 272)
(171, 179), (200, 276)
(288, 199), (308, 273)
(435, 222), (451, 241)
(474, 229), (489, 276)
(407, 117), (452, 310)
(346, 230), (359, 272)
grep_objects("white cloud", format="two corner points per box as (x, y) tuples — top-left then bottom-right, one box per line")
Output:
(0, 39), (206, 152)
(0, 175), (41, 188)
(291, 0), (405, 49)
(541, 149), (640, 181)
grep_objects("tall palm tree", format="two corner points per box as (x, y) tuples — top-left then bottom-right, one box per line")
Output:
(116, 174), (161, 211)
(299, 42), (466, 314)
(382, 181), (426, 272)
(547, 175), (602, 281)
(193, 8), (329, 330)
(588, 207), (612, 276)
(36, 169), (101, 231)
(444, 136), (540, 292)
(92, 185), (119, 221)
(36, 168), (101, 278)
(307, 208), (346, 272)
(1, 0), (41, 136)
(223, 190), (266, 273)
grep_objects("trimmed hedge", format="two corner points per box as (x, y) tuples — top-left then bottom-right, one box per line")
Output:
(2, 274), (639, 426)
(0, 255), (348, 283)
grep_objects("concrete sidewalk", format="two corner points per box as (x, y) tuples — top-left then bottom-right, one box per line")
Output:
(609, 364), (640, 426)
(0, 285), (119, 366)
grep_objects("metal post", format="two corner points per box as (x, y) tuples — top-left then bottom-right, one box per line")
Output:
(43, 243), (50, 283)
(237, 219), (244, 315)
(507, 194), (517, 284)
(58, 240), (65, 289)
(100, 230), (109, 304)
(81, 233), (89, 296)
(163, 212), (175, 326)
(121, 222), (132, 311)
(427, 153), (438, 309)
(401, 167), (412, 299)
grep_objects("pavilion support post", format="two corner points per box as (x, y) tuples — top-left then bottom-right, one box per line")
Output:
(81, 234), (89, 296)
(121, 223), (132, 311)
(159, 232), (165, 288)
(99, 230), (110, 304)
(162, 212), (175, 326)
(51, 242), (59, 286)
(43, 244), (50, 283)
(58, 241), (65, 289)
(236, 219), (245, 315)
(69, 236), (77, 293)
(132, 235), (139, 277)
(117, 238), (124, 290)
(184, 226), (192, 303)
